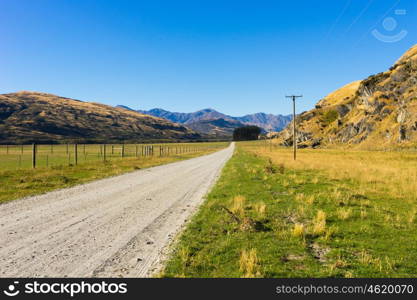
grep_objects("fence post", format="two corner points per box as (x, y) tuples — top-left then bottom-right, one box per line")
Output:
(32, 143), (36, 169)
(74, 144), (78, 165)
(121, 144), (125, 158)
(21, 144), (23, 154)
(135, 145), (138, 157)
(103, 144), (107, 162)
(66, 143), (69, 154)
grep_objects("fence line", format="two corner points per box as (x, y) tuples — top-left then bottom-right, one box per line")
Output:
(0, 142), (228, 170)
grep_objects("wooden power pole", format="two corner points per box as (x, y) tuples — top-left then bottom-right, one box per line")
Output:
(286, 95), (302, 160)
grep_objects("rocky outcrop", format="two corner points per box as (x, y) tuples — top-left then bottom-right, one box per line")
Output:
(276, 44), (417, 148)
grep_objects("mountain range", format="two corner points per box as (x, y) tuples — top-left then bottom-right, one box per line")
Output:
(118, 107), (292, 136)
(277, 44), (417, 149)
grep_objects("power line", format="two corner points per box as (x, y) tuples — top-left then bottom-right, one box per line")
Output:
(345, 0), (375, 33)
(323, 0), (352, 41)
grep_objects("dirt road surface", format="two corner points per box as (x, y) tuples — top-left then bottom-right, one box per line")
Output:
(0, 143), (234, 277)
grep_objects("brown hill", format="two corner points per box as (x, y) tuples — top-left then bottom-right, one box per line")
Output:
(278, 44), (417, 149)
(0, 91), (200, 144)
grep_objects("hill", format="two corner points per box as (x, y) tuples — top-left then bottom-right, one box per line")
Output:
(277, 44), (417, 149)
(0, 91), (200, 144)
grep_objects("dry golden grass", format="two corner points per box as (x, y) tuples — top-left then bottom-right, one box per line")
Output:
(247, 146), (417, 204)
(296, 205), (306, 218)
(360, 209), (368, 219)
(305, 195), (315, 205)
(292, 223), (305, 238)
(253, 202), (267, 218)
(178, 246), (191, 277)
(295, 193), (315, 205)
(295, 193), (305, 202)
(239, 249), (261, 278)
(408, 209), (417, 224)
(337, 208), (353, 221)
(312, 210), (327, 236)
(323, 225), (338, 241)
(230, 195), (246, 218)
(358, 250), (384, 272)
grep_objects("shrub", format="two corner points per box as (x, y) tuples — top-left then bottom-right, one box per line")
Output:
(233, 126), (262, 141)
(321, 110), (339, 124)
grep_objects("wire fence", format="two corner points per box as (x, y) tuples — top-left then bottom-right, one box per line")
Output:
(0, 142), (228, 170)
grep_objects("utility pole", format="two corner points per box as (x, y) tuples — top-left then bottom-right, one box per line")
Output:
(286, 95), (302, 160)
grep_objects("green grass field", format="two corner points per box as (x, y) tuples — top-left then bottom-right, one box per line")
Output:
(162, 141), (417, 278)
(0, 142), (228, 203)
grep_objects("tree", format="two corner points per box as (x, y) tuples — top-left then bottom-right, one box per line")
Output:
(233, 126), (262, 141)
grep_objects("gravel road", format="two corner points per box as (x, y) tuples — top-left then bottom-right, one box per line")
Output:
(0, 143), (234, 277)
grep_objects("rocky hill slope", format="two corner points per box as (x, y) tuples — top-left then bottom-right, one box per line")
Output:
(278, 44), (417, 149)
(0, 92), (200, 144)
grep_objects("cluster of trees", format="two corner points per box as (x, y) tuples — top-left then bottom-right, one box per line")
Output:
(233, 126), (261, 141)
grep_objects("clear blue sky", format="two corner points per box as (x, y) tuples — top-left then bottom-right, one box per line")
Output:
(1, 0), (416, 116)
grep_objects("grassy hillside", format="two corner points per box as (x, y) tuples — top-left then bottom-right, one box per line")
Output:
(162, 141), (417, 278)
(277, 44), (417, 149)
(0, 91), (200, 144)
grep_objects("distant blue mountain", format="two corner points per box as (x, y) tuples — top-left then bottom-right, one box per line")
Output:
(117, 106), (292, 134)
